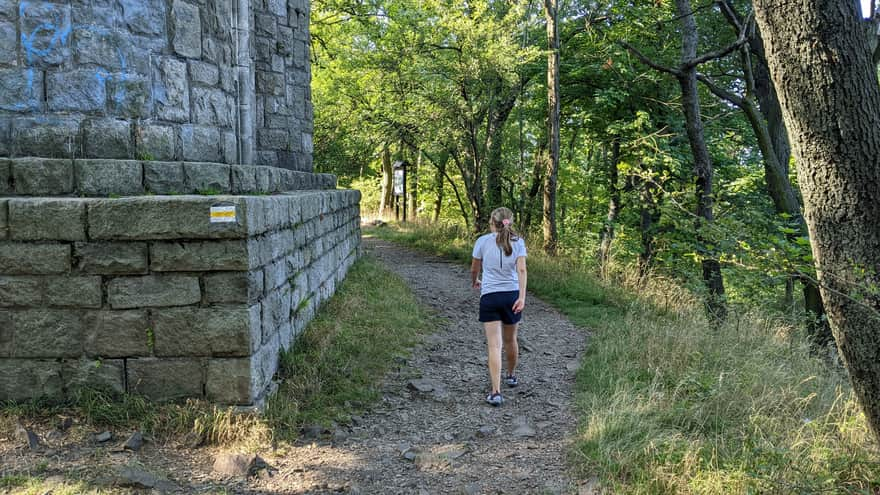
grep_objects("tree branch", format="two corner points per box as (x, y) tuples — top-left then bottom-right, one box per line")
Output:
(682, 11), (754, 69)
(619, 41), (681, 77)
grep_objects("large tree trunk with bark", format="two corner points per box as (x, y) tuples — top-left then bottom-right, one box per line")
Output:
(754, 0), (880, 444)
(542, 0), (560, 255)
(675, 0), (726, 321)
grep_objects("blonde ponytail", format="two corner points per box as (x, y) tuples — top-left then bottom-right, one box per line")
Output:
(490, 207), (517, 256)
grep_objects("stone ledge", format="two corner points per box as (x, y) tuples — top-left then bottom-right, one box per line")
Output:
(0, 157), (337, 198)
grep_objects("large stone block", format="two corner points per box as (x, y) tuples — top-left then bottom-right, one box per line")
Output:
(189, 60), (219, 86)
(127, 358), (204, 401)
(152, 307), (252, 357)
(10, 117), (81, 158)
(109, 75), (152, 118)
(143, 161), (185, 194)
(73, 28), (148, 74)
(231, 165), (257, 194)
(88, 196), (250, 240)
(0, 360), (63, 402)
(11, 158), (74, 195)
(206, 358), (254, 404)
(256, 70), (285, 96)
(62, 358), (126, 395)
(0, 19), (16, 66)
(85, 310), (151, 357)
(192, 87), (235, 127)
(75, 159), (143, 196)
(75, 242), (148, 274)
(204, 271), (262, 304)
(107, 274), (201, 308)
(0, 160), (9, 196)
(10, 309), (84, 357)
(19, 1), (71, 66)
(0, 69), (42, 112)
(154, 57), (189, 123)
(150, 240), (248, 271)
(222, 131), (237, 164)
(181, 125), (222, 163)
(0, 243), (70, 274)
(136, 125), (176, 161)
(47, 70), (106, 113)
(83, 119), (133, 160)
(44, 276), (103, 308)
(0, 277), (43, 307)
(8, 198), (87, 241)
(120, 0), (167, 36)
(183, 162), (231, 193)
(171, 0), (201, 58)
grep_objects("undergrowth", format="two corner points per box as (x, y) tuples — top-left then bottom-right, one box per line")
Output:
(366, 221), (880, 494)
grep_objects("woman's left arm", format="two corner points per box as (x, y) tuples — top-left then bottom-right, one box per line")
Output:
(513, 256), (527, 313)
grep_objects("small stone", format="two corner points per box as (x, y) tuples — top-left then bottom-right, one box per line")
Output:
(402, 450), (417, 462)
(462, 483), (480, 495)
(114, 465), (176, 491)
(57, 416), (73, 431)
(511, 418), (536, 438)
(212, 453), (262, 478)
(407, 379), (435, 393)
(15, 424), (40, 450)
(94, 431), (112, 442)
(567, 361), (579, 372)
(332, 428), (349, 443)
(301, 424), (324, 439)
(476, 425), (495, 438)
(123, 431), (144, 451)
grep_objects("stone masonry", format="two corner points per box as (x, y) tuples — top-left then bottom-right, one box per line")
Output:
(0, 185), (361, 405)
(0, 0), (313, 171)
(0, 0), (359, 407)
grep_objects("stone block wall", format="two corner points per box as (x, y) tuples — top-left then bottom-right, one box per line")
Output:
(0, 190), (362, 405)
(0, 0), (313, 171)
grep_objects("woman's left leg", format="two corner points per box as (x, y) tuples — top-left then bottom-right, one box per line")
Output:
(502, 323), (519, 378)
(484, 321), (503, 394)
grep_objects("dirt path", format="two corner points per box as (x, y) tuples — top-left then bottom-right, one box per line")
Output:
(249, 237), (589, 494)
(0, 237), (590, 494)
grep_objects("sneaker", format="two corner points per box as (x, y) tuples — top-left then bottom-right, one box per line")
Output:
(485, 392), (503, 406)
(505, 375), (519, 387)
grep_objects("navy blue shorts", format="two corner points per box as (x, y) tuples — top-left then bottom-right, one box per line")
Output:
(479, 290), (522, 324)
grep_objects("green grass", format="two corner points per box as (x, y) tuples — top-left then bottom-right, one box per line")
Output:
(367, 221), (880, 494)
(1, 255), (434, 450)
(264, 255), (434, 435)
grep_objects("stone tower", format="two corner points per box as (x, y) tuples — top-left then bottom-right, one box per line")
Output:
(0, 0), (362, 407)
(0, 0), (313, 171)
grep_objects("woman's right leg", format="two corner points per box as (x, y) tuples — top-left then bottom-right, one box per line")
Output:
(484, 321), (503, 394)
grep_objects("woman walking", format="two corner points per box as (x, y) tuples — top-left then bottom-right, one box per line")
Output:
(470, 207), (528, 406)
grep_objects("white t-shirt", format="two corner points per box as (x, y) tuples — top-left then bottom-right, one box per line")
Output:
(472, 233), (527, 296)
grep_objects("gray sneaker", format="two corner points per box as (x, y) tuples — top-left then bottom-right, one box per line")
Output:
(505, 375), (519, 387)
(485, 392), (503, 406)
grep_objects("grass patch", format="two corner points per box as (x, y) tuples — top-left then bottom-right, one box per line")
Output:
(1, 255), (434, 450)
(265, 255), (434, 436)
(368, 221), (880, 494)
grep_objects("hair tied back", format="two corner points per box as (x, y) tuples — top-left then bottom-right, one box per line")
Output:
(502, 218), (511, 226)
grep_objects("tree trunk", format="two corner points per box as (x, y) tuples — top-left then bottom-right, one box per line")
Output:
(410, 149), (420, 220)
(639, 174), (662, 280)
(379, 143), (394, 218)
(486, 91), (518, 211)
(433, 152), (448, 223)
(597, 140), (621, 275)
(676, 0), (726, 321)
(542, 0), (560, 255)
(754, 0), (880, 444)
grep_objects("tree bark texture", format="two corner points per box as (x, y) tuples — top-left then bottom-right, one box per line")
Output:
(754, 0), (880, 444)
(675, 0), (726, 321)
(639, 175), (662, 280)
(542, 0), (560, 255)
(379, 143), (394, 217)
(597, 140), (621, 274)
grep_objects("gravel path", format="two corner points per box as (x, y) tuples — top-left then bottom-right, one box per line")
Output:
(252, 237), (589, 494)
(0, 236), (590, 495)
